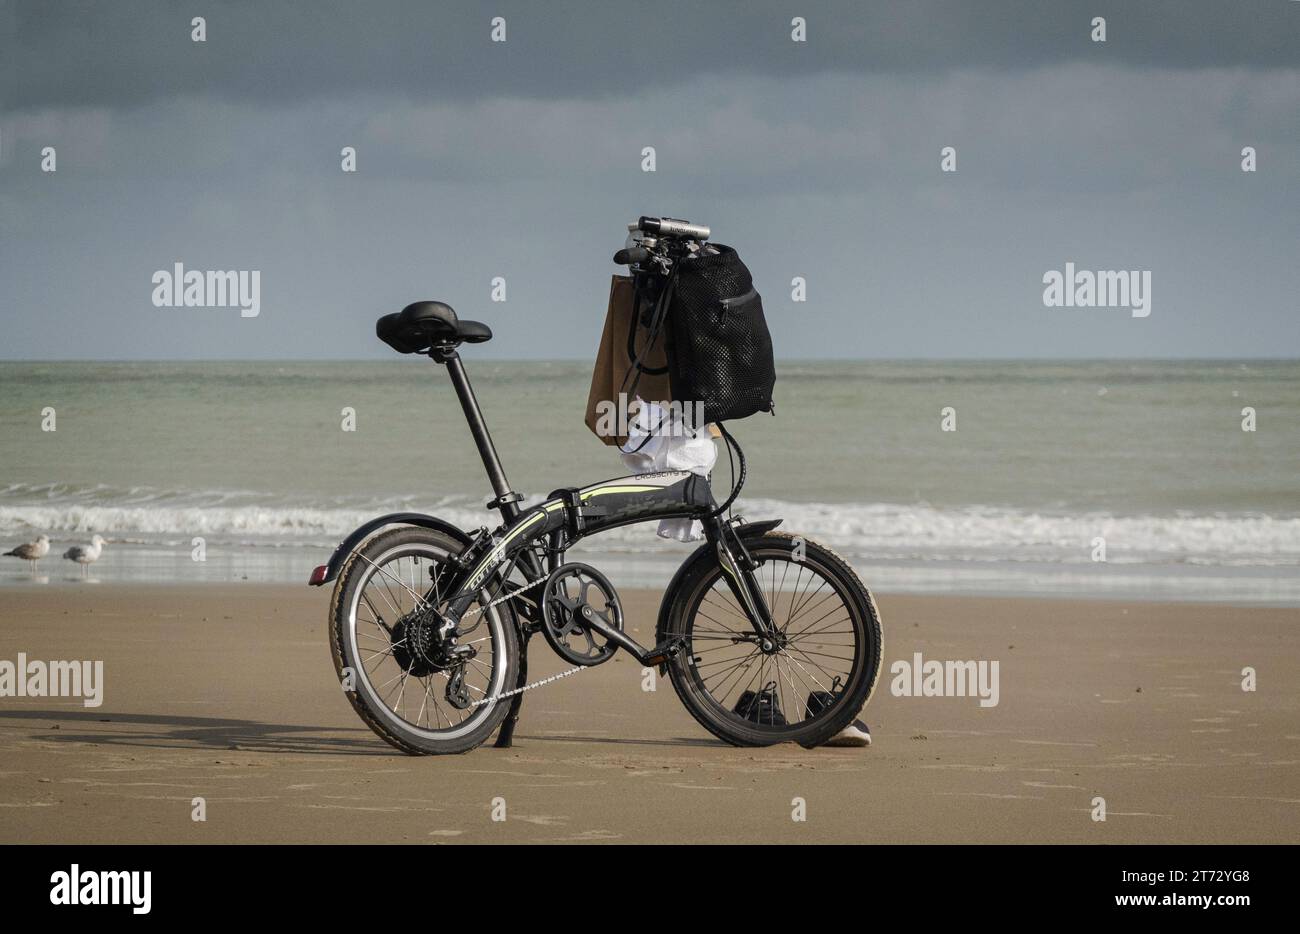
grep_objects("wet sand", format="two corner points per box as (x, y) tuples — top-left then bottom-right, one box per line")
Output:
(0, 584), (1297, 844)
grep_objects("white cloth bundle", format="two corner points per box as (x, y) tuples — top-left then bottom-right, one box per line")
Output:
(618, 400), (718, 542)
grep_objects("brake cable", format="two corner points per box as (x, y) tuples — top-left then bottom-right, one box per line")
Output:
(708, 422), (746, 519)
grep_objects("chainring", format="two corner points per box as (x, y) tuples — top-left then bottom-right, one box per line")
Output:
(540, 563), (624, 667)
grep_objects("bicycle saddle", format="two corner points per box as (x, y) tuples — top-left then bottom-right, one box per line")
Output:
(376, 301), (493, 354)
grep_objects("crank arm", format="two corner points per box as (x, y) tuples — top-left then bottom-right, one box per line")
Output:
(575, 605), (684, 667)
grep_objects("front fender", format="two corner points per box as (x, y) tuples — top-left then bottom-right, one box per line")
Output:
(307, 512), (473, 586)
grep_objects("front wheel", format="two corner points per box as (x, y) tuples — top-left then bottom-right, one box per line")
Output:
(662, 531), (882, 748)
(329, 526), (519, 755)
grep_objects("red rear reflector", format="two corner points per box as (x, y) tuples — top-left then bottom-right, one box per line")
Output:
(308, 565), (329, 586)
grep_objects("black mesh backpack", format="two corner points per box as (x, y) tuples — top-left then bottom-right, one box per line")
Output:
(663, 245), (776, 426)
(622, 243), (776, 430)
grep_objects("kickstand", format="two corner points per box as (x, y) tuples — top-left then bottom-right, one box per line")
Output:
(494, 628), (531, 748)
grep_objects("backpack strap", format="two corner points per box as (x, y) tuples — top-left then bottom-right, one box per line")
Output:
(623, 273), (674, 382)
(618, 269), (678, 453)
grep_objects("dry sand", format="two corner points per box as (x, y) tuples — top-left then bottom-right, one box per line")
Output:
(0, 584), (1297, 844)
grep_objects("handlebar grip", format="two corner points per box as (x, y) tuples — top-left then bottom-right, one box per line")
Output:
(614, 247), (651, 266)
(638, 216), (710, 240)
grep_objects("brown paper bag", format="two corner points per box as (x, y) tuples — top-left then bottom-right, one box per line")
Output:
(585, 276), (672, 446)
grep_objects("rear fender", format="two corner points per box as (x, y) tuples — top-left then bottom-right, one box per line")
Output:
(308, 512), (474, 587)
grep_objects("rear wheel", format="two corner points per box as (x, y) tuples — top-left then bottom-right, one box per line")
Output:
(329, 527), (519, 755)
(662, 531), (882, 748)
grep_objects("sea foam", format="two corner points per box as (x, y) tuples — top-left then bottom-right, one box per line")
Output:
(2, 484), (1297, 568)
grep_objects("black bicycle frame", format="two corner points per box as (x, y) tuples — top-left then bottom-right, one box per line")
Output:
(311, 346), (778, 657)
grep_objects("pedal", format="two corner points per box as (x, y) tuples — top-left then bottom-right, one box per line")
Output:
(641, 638), (684, 667)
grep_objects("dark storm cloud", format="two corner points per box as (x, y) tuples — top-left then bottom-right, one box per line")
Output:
(9, 0), (1300, 111)
(2, 1), (1297, 361)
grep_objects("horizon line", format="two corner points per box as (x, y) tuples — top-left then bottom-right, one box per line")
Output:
(1, 356), (1298, 365)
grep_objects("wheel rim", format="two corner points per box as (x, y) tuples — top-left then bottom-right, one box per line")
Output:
(681, 549), (865, 731)
(346, 541), (507, 740)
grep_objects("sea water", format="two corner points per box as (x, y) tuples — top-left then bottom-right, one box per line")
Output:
(1, 360), (1297, 602)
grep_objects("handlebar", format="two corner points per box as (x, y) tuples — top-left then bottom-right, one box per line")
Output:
(638, 216), (710, 241)
(614, 216), (711, 267)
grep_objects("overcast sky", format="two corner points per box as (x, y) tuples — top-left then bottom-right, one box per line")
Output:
(1, 0), (1297, 360)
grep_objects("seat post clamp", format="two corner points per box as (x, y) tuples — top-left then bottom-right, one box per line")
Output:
(486, 491), (524, 511)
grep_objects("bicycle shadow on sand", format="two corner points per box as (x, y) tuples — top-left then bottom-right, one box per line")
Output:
(514, 733), (727, 748)
(0, 710), (728, 755)
(0, 709), (392, 757)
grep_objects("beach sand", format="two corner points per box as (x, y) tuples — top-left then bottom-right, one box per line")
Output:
(0, 584), (1296, 844)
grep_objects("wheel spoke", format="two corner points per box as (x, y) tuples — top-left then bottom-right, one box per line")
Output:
(678, 544), (872, 733)
(347, 539), (508, 741)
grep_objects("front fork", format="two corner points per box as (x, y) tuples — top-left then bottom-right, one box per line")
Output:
(711, 520), (778, 645)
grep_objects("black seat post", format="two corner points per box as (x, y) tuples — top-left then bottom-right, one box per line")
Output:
(437, 350), (520, 519)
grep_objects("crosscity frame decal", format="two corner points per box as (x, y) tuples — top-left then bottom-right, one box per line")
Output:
(463, 473), (694, 590)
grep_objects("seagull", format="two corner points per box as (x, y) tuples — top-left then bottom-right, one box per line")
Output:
(63, 535), (107, 577)
(5, 534), (50, 572)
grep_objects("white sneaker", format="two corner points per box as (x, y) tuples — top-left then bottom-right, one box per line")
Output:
(823, 719), (871, 747)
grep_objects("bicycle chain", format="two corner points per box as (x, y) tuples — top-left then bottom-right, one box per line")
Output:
(457, 574), (590, 708)
(352, 550), (591, 708)
(468, 663), (587, 708)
